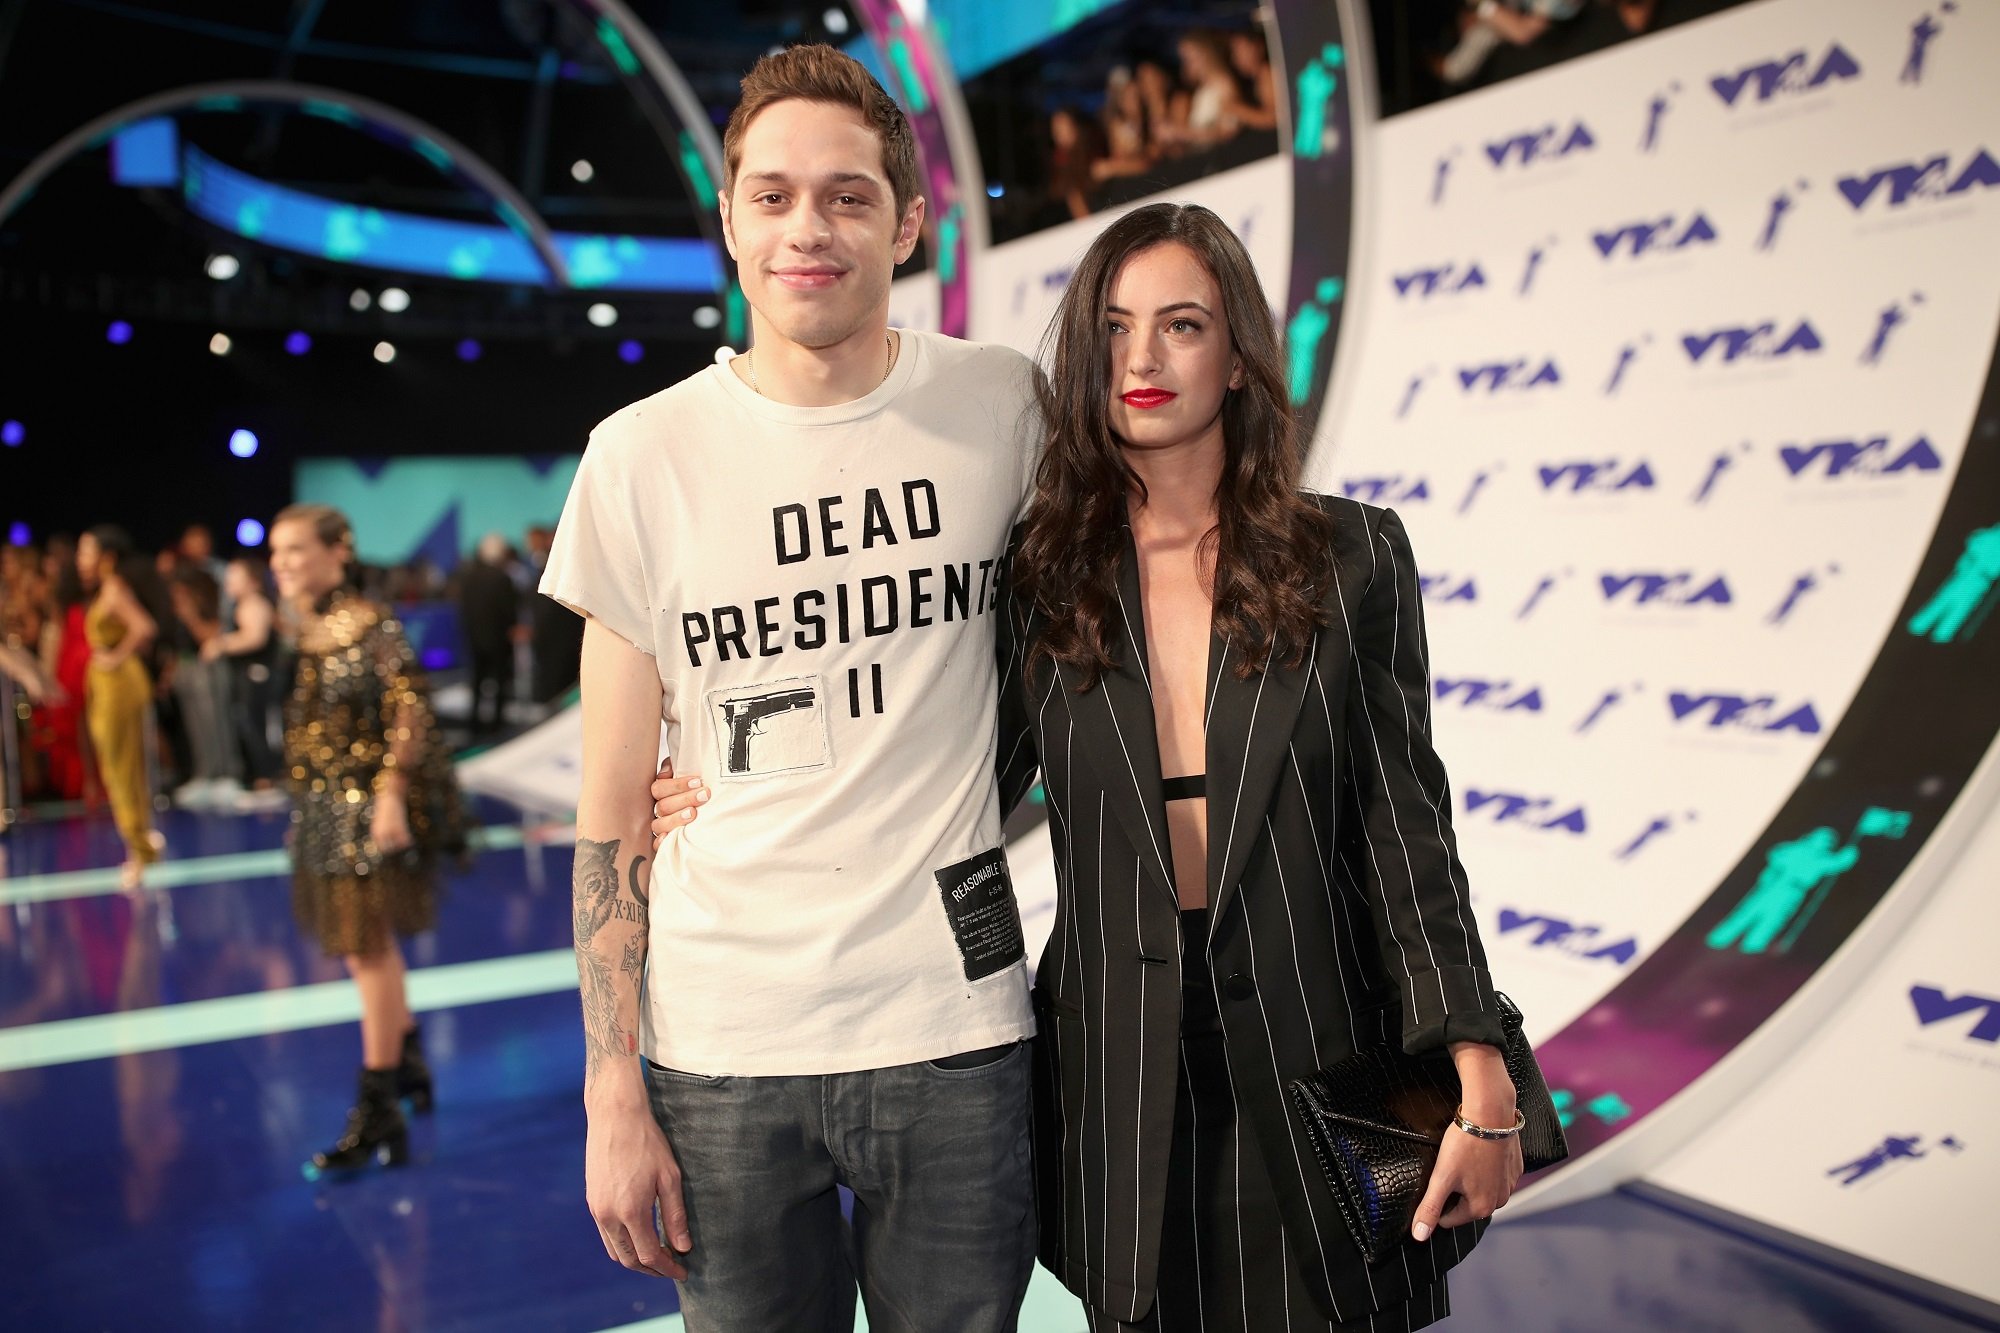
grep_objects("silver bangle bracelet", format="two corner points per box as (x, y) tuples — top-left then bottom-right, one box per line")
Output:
(1453, 1107), (1527, 1140)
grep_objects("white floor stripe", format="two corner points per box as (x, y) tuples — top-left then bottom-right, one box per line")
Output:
(0, 824), (533, 906)
(0, 948), (576, 1072)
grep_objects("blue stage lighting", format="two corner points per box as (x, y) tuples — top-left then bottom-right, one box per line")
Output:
(236, 518), (266, 547)
(619, 340), (644, 364)
(7, 522), (28, 546)
(457, 339), (482, 362)
(285, 331), (312, 356)
(107, 321), (133, 345)
(1, 421), (22, 447)
(229, 429), (260, 458)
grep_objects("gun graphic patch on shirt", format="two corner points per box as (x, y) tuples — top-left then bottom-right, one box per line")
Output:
(705, 676), (833, 780)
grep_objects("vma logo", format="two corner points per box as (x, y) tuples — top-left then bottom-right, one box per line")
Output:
(1838, 148), (2000, 212)
(1342, 475), (1432, 505)
(1495, 908), (1638, 966)
(1781, 433), (1944, 480)
(1911, 985), (2000, 1043)
(1710, 43), (1861, 107)
(1463, 788), (1587, 834)
(1458, 357), (1562, 395)
(1435, 678), (1544, 714)
(1668, 691), (1823, 735)
(1391, 260), (1488, 300)
(1592, 212), (1719, 261)
(1600, 571), (1732, 607)
(1539, 459), (1656, 494)
(1483, 121), (1595, 170)
(1419, 572), (1478, 604)
(1682, 319), (1823, 366)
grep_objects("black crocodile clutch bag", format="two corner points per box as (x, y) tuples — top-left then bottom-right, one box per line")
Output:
(1286, 994), (1567, 1264)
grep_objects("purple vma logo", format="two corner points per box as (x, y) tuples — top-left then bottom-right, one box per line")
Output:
(1391, 261), (1487, 300)
(1668, 691), (1823, 735)
(1484, 121), (1595, 170)
(1911, 985), (2000, 1042)
(1683, 319), (1823, 366)
(1342, 475), (1432, 505)
(1434, 677), (1544, 714)
(1593, 212), (1718, 261)
(1539, 459), (1656, 494)
(1600, 571), (1731, 607)
(1459, 357), (1561, 395)
(1781, 433), (1944, 480)
(1838, 147), (2000, 212)
(1495, 908), (1638, 966)
(1463, 788), (1587, 834)
(1710, 42), (1861, 107)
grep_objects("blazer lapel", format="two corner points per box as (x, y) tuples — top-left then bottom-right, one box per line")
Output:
(1056, 527), (1180, 909)
(1204, 622), (1317, 932)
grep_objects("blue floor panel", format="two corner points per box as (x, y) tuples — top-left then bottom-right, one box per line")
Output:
(4, 803), (1994, 1332)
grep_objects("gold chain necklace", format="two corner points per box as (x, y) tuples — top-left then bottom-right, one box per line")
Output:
(748, 333), (896, 396)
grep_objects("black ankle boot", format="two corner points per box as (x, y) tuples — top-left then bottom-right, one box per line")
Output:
(398, 1024), (434, 1115)
(304, 1067), (409, 1180)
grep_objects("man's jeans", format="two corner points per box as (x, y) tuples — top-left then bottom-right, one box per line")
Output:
(645, 1043), (1036, 1332)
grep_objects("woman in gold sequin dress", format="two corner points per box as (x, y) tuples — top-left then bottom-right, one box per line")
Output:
(269, 504), (469, 1177)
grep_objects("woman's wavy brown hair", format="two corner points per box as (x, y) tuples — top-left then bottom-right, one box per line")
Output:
(1015, 202), (1333, 689)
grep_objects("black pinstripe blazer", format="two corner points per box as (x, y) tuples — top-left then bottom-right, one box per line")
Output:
(995, 496), (1509, 1325)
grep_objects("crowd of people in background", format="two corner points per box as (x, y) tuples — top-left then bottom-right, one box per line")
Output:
(1044, 26), (1279, 224)
(0, 519), (583, 844)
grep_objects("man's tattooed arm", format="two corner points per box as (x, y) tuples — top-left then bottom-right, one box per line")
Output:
(573, 835), (650, 1088)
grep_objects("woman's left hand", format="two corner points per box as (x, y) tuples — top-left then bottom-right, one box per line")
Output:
(1411, 1114), (1524, 1241)
(371, 793), (413, 855)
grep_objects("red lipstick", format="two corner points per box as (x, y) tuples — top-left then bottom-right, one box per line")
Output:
(1121, 388), (1176, 408)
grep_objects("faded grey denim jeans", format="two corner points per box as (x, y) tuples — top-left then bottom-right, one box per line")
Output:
(644, 1042), (1036, 1332)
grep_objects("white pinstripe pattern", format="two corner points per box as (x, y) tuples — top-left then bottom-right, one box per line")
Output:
(1212, 659), (1269, 913)
(1097, 687), (1175, 896)
(1234, 901), (1347, 1317)
(1132, 854), (1146, 1296)
(1288, 746), (1362, 1051)
(1374, 528), (1471, 1000)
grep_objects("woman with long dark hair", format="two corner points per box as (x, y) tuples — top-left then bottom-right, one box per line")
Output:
(77, 526), (168, 889)
(269, 503), (469, 1178)
(1001, 203), (1523, 1331)
(643, 202), (1528, 1328)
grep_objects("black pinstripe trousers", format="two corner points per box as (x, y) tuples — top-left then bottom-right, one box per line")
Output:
(1084, 911), (1450, 1333)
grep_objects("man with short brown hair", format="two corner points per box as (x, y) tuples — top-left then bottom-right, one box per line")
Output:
(542, 45), (1042, 1331)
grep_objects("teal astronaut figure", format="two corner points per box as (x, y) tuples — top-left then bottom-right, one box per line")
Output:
(1908, 523), (2000, 644)
(1294, 44), (1344, 159)
(1706, 808), (1908, 955)
(1287, 276), (1343, 405)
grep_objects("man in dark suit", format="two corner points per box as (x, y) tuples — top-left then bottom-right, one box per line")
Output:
(457, 533), (520, 735)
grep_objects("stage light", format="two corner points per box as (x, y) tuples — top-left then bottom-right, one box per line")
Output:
(693, 305), (721, 329)
(285, 331), (312, 356)
(714, 345), (736, 365)
(236, 518), (266, 547)
(349, 288), (372, 311)
(379, 287), (411, 313)
(206, 254), (240, 280)
(107, 321), (133, 345)
(571, 159), (595, 183)
(457, 339), (482, 362)
(823, 8), (850, 35)
(588, 302), (618, 328)
(7, 523), (28, 546)
(209, 333), (233, 356)
(619, 340), (644, 364)
(374, 341), (397, 363)
(228, 429), (259, 458)
(987, 183), (1005, 198)
(1, 421), (21, 447)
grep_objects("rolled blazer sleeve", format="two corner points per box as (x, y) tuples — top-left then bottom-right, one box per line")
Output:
(1347, 507), (1506, 1055)
(993, 526), (1042, 820)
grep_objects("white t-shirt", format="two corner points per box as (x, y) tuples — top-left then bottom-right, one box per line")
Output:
(541, 329), (1043, 1076)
